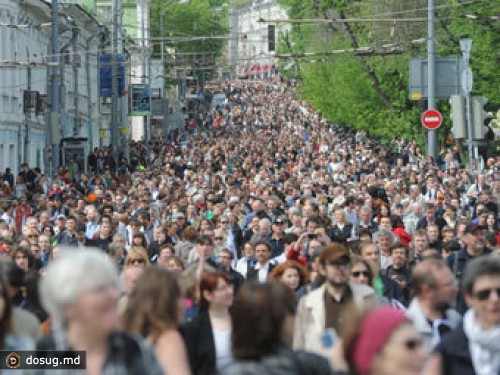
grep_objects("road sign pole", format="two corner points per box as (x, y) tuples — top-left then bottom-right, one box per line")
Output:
(460, 39), (474, 169)
(427, 0), (436, 159)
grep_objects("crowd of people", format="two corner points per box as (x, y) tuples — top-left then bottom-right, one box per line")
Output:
(0, 77), (499, 374)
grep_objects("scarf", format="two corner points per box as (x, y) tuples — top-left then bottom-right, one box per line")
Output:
(463, 309), (500, 375)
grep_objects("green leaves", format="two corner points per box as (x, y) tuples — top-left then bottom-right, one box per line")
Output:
(277, 0), (499, 143)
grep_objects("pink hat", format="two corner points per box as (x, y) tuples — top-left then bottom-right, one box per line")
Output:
(352, 306), (409, 375)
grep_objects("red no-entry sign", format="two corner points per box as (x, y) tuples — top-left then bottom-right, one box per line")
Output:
(421, 109), (443, 130)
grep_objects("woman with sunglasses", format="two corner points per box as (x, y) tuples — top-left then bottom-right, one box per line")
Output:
(333, 305), (427, 375)
(426, 255), (500, 375)
(124, 248), (150, 268)
(349, 256), (374, 288)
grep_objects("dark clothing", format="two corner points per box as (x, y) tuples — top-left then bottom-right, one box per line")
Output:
(434, 322), (475, 375)
(224, 267), (244, 295)
(36, 331), (162, 375)
(447, 247), (491, 315)
(269, 236), (285, 258)
(327, 223), (353, 244)
(381, 273), (407, 307)
(221, 345), (332, 375)
(416, 216), (447, 231)
(246, 262), (277, 283)
(87, 236), (113, 252)
(385, 265), (411, 305)
(182, 311), (217, 375)
(55, 231), (77, 246)
(230, 223), (244, 258)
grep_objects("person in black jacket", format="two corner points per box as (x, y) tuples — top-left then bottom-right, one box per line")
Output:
(328, 208), (354, 245)
(217, 248), (244, 295)
(182, 271), (234, 375)
(426, 255), (500, 375)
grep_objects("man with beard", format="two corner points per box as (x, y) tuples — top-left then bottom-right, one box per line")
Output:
(407, 259), (461, 351)
(293, 243), (376, 356)
(447, 223), (492, 314)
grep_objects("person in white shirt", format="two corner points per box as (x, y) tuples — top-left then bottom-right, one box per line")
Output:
(245, 241), (276, 283)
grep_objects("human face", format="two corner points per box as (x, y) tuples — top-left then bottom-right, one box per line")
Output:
(413, 235), (428, 253)
(463, 229), (486, 255)
(371, 323), (427, 375)
(68, 284), (120, 338)
(361, 245), (379, 264)
(466, 275), (500, 330)
(380, 218), (391, 230)
(66, 219), (76, 232)
(282, 268), (300, 290)
(155, 228), (166, 243)
(486, 214), (495, 228)
(218, 252), (233, 269)
(427, 226), (439, 242)
(350, 262), (370, 286)
(431, 267), (459, 312)
(243, 244), (254, 258)
(30, 245), (42, 259)
(378, 236), (392, 253)
(426, 209), (435, 221)
(205, 278), (233, 309)
(14, 253), (29, 271)
(391, 247), (407, 268)
(255, 244), (271, 264)
(322, 258), (350, 287)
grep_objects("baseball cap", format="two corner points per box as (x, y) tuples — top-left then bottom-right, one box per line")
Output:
(273, 217), (286, 225)
(57, 214), (66, 220)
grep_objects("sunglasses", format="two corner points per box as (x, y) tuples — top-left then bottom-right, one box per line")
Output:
(220, 221), (228, 224)
(474, 288), (500, 301)
(214, 237), (224, 240)
(404, 338), (423, 350)
(130, 259), (146, 265)
(351, 271), (370, 278)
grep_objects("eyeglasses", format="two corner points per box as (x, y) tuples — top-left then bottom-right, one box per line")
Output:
(220, 221), (228, 224)
(351, 271), (370, 278)
(404, 338), (423, 350)
(474, 288), (500, 301)
(214, 237), (224, 241)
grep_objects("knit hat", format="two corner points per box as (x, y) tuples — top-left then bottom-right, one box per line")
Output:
(352, 306), (409, 375)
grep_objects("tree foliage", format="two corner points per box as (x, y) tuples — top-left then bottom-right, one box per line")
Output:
(277, 0), (500, 144)
(151, 0), (228, 81)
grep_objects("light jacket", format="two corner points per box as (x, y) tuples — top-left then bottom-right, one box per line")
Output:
(293, 282), (376, 356)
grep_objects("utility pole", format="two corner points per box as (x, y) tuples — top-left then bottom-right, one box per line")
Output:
(141, 0), (150, 164)
(72, 25), (80, 136)
(427, 0), (436, 159)
(24, 47), (31, 165)
(49, 0), (60, 178)
(111, 0), (120, 164)
(86, 37), (93, 149)
(160, 11), (169, 139)
(460, 39), (474, 169)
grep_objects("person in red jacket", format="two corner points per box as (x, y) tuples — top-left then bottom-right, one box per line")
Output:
(391, 215), (412, 250)
(14, 196), (32, 233)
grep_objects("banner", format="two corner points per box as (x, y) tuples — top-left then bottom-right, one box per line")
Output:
(99, 54), (125, 97)
(130, 84), (152, 116)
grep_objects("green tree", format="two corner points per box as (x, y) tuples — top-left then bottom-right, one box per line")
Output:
(277, 0), (500, 145)
(151, 0), (228, 82)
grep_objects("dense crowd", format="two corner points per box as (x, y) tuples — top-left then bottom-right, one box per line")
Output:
(0, 77), (499, 374)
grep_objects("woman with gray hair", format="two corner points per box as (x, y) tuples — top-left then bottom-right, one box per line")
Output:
(37, 249), (162, 374)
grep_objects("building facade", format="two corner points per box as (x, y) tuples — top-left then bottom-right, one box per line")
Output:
(0, 0), (101, 175)
(229, 0), (289, 79)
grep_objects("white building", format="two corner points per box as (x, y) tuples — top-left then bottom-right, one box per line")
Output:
(0, 0), (101, 175)
(229, 0), (289, 79)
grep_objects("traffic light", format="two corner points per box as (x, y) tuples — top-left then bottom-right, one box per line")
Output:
(449, 95), (466, 139)
(471, 96), (488, 139)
